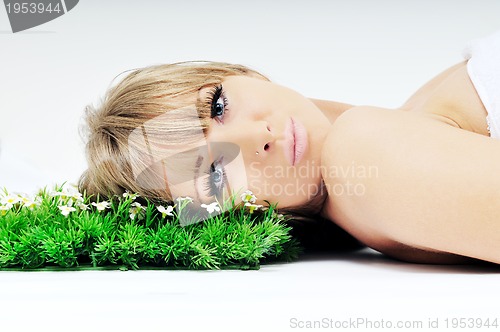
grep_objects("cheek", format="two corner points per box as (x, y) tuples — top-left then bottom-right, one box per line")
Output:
(169, 181), (197, 202)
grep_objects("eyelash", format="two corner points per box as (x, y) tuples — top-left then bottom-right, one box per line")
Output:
(205, 84), (229, 124)
(203, 155), (227, 199)
(202, 85), (228, 198)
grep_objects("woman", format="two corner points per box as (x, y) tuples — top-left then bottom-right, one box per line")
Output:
(79, 30), (500, 265)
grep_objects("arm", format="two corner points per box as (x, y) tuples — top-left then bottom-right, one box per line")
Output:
(322, 106), (500, 264)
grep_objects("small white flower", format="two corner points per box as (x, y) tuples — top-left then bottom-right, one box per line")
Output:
(50, 185), (80, 203)
(244, 202), (263, 214)
(122, 191), (138, 200)
(50, 193), (68, 206)
(157, 205), (174, 218)
(201, 202), (221, 214)
(58, 205), (76, 217)
(129, 209), (145, 220)
(240, 190), (257, 204)
(129, 202), (146, 220)
(21, 196), (42, 210)
(175, 196), (193, 204)
(76, 202), (89, 211)
(50, 192), (67, 205)
(0, 204), (12, 215)
(62, 183), (79, 193)
(70, 193), (84, 204)
(49, 191), (64, 197)
(270, 211), (284, 220)
(91, 201), (110, 211)
(130, 202), (145, 209)
(1, 194), (21, 206)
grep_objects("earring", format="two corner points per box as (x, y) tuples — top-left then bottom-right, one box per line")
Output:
(256, 151), (259, 155)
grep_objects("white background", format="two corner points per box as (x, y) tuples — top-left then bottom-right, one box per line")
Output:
(1, 2), (500, 332)
(0, 0), (499, 193)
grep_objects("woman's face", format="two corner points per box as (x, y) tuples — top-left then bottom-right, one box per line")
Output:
(168, 75), (331, 209)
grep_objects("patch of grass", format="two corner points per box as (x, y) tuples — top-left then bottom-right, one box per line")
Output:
(0, 185), (301, 270)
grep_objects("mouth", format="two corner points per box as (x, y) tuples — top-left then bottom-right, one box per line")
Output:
(284, 117), (308, 166)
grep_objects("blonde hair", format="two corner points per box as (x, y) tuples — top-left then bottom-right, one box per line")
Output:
(78, 61), (269, 202)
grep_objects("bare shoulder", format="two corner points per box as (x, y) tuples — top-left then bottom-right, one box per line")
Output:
(320, 106), (416, 247)
(321, 106), (500, 264)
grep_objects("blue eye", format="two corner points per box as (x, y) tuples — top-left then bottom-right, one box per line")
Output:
(208, 85), (228, 123)
(203, 155), (226, 198)
(214, 100), (224, 117)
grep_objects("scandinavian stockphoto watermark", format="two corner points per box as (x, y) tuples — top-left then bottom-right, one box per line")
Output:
(3, 0), (78, 33)
(249, 160), (379, 199)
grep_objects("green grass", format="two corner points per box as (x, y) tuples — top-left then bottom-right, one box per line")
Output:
(0, 185), (301, 271)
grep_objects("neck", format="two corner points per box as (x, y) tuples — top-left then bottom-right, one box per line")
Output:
(309, 98), (355, 125)
(304, 99), (356, 219)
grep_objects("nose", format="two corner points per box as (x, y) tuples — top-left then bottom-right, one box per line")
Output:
(223, 120), (274, 158)
(249, 121), (274, 156)
(257, 123), (273, 154)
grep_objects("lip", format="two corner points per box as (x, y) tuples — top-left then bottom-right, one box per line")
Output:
(283, 117), (308, 166)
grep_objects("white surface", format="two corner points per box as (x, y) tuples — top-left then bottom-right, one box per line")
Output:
(1, 248), (500, 332)
(1, 2), (500, 332)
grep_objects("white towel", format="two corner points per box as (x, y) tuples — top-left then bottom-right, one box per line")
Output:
(463, 30), (500, 139)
